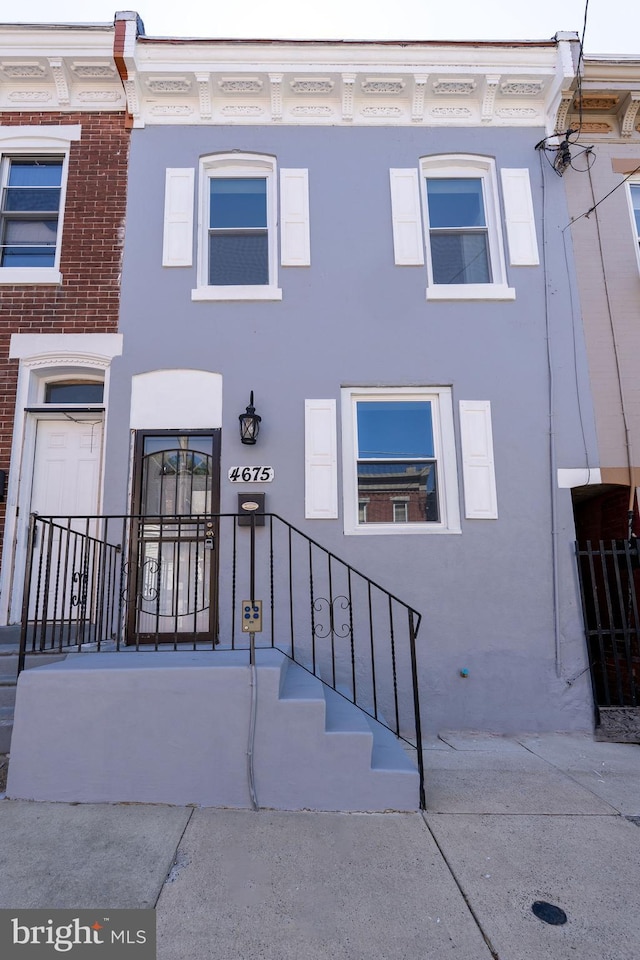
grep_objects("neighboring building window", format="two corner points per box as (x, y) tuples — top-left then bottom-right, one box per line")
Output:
(392, 500), (409, 523)
(629, 182), (640, 268)
(0, 124), (80, 285)
(0, 157), (63, 268)
(341, 387), (461, 535)
(420, 155), (514, 300)
(193, 153), (281, 301)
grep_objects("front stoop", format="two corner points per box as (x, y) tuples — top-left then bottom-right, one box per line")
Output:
(0, 632), (68, 753)
(6, 649), (420, 811)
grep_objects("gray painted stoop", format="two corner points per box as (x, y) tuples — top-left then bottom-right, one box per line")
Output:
(7, 648), (420, 811)
(0, 627), (66, 753)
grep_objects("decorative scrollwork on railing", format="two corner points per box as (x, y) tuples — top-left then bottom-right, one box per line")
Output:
(71, 570), (89, 609)
(120, 558), (160, 605)
(313, 596), (352, 640)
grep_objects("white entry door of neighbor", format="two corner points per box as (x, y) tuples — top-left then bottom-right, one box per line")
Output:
(31, 418), (103, 518)
(26, 417), (104, 621)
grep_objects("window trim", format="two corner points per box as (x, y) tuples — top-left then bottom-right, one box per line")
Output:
(626, 179), (640, 275)
(341, 386), (461, 536)
(420, 154), (514, 301)
(0, 125), (80, 285)
(192, 152), (282, 301)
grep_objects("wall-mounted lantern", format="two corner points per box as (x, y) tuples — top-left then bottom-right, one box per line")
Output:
(239, 391), (261, 445)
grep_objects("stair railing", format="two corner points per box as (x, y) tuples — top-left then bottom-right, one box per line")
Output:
(20, 511), (425, 807)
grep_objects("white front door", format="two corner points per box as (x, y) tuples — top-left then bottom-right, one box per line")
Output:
(31, 418), (103, 517)
(25, 417), (104, 621)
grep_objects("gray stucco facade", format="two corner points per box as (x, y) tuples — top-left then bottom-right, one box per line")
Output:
(104, 108), (598, 734)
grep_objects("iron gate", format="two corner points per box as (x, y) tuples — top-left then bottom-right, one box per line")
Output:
(575, 539), (640, 708)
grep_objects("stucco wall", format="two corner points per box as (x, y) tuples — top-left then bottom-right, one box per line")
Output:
(107, 123), (598, 734)
(565, 141), (640, 480)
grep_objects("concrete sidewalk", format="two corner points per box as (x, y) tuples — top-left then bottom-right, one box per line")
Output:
(0, 733), (639, 959)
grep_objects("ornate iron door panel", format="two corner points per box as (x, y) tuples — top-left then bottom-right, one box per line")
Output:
(127, 432), (220, 643)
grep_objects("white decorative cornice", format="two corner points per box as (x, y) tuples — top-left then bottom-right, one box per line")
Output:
(433, 79), (476, 96)
(149, 105), (193, 116)
(361, 106), (403, 117)
(0, 27), (125, 113)
(290, 78), (334, 94)
(412, 75), (428, 123)
(218, 77), (263, 93)
(497, 107), (538, 118)
(291, 105), (333, 117)
(1, 61), (46, 78)
(8, 90), (52, 103)
(146, 77), (192, 93)
(269, 73), (283, 122)
(500, 81), (544, 96)
(361, 78), (406, 95)
(195, 73), (212, 121)
(48, 58), (70, 104)
(342, 73), (356, 123)
(0, 27), (583, 129)
(221, 105), (264, 117)
(621, 93), (640, 138)
(431, 106), (472, 118)
(555, 92), (574, 133)
(77, 90), (121, 103)
(481, 75), (500, 123)
(70, 63), (116, 79)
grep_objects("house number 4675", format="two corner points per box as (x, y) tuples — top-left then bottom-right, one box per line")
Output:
(228, 466), (274, 482)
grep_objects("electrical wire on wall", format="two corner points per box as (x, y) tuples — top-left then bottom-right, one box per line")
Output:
(583, 161), (638, 537)
(538, 146), (564, 679)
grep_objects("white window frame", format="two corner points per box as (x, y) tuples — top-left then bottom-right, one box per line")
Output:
(192, 152), (282, 301)
(626, 179), (640, 275)
(341, 386), (461, 536)
(0, 125), (80, 285)
(420, 154), (514, 301)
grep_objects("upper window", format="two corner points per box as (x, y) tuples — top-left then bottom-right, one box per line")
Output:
(341, 387), (461, 535)
(629, 182), (640, 270)
(420, 155), (514, 301)
(193, 153), (281, 301)
(0, 157), (63, 268)
(0, 124), (80, 285)
(426, 178), (490, 284)
(209, 178), (268, 286)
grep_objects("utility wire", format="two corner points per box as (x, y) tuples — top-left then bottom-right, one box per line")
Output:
(567, 162), (640, 228)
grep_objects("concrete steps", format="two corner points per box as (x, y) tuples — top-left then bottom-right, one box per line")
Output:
(7, 648), (420, 811)
(0, 629), (68, 752)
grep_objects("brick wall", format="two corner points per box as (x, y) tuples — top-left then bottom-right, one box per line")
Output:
(0, 111), (130, 556)
(574, 486), (639, 541)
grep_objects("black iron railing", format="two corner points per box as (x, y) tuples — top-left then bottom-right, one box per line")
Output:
(575, 539), (640, 709)
(20, 512), (425, 806)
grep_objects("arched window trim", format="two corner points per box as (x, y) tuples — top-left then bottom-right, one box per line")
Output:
(193, 152), (282, 301)
(419, 153), (514, 301)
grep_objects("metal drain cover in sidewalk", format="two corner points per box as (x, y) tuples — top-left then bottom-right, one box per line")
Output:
(531, 901), (567, 925)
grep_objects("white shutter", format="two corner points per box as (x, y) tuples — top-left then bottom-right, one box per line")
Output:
(280, 168), (310, 266)
(162, 168), (194, 267)
(500, 168), (539, 266)
(389, 168), (424, 265)
(305, 399), (338, 519)
(459, 401), (498, 519)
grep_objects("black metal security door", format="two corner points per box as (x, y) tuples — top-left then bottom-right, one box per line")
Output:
(575, 539), (640, 716)
(127, 431), (221, 643)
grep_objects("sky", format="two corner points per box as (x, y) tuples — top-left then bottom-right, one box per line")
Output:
(3, 1), (639, 57)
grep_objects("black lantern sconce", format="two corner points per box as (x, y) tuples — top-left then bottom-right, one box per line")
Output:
(239, 391), (261, 445)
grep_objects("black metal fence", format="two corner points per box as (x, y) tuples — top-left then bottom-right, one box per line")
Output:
(575, 539), (640, 708)
(21, 512), (425, 806)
